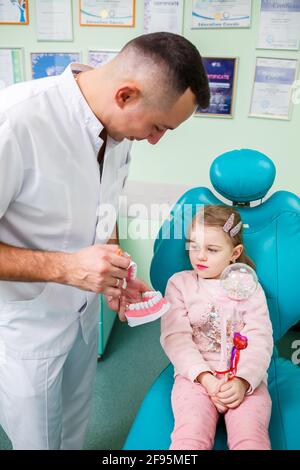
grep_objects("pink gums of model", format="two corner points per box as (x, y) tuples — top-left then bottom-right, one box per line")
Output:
(118, 250), (170, 327)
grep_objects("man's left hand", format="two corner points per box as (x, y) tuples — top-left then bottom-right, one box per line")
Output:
(105, 277), (150, 321)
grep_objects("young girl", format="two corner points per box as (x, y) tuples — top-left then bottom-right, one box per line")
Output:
(161, 205), (273, 450)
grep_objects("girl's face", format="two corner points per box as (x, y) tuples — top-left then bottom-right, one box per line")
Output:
(187, 225), (243, 279)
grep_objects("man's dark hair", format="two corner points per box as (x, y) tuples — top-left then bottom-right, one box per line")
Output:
(122, 32), (210, 109)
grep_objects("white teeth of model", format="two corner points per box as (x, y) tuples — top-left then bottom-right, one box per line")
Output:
(144, 291), (154, 297)
(148, 299), (154, 307)
(128, 304), (134, 310)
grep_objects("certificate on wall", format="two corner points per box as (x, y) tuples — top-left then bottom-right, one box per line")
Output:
(143, 0), (184, 34)
(257, 0), (300, 50)
(0, 0), (28, 24)
(80, 0), (135, 27)
(36, 0), (73, 41)
(249, 57), (298, 120)
(192, 0), (251, 29)
(31, 52), (80, 79)
(88, 50), (119, 68)
(195, 57), (238, 118)
(0, 48), (24, 89)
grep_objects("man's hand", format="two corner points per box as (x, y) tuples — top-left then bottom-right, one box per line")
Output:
(104, 293), (127, 321)
(65, 244), (130, 296)
(214, 377), (249, 409)
(105, 277), (151, 322)
(123, 277), (150, 302)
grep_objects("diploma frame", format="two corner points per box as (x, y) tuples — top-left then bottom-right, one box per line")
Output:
(0, 47), (25, 86)
(195, 57), (238, 118)
(191, 0), (252, 29)
(0, 0), (29, 25)
(88, 49), (119, 68)
(79, 0), (136, 27)
(256, 1), (300, 51)
(249, 56), (299, 121)
(143, 0), (184, 35)
(36, 0), (74, 42)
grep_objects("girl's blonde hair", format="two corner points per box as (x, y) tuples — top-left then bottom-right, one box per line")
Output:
(191, 205), (255, 270)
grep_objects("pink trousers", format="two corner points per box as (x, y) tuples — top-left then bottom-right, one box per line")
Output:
(170, 375), (272, 450)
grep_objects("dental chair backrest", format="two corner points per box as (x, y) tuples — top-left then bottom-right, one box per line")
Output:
(150, 149), (300, 342)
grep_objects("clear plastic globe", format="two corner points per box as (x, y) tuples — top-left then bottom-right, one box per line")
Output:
(220, 263), (258, 300)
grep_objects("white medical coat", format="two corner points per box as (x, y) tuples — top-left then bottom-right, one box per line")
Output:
(0, 63), (132, 359)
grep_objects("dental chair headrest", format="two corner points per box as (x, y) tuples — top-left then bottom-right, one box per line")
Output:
(210, 149), (276, 204)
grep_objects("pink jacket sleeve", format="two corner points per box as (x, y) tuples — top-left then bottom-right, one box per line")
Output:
(236, 283), (274, 394)
(160, 273), (213, 382)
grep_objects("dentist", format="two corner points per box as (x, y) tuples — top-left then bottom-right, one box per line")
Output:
(0, 32), (210, 449)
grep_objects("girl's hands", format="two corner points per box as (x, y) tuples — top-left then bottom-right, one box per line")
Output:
(196, 372), (229, 414)
(210, 394), (229, 414)
(214, 377), (249, 409)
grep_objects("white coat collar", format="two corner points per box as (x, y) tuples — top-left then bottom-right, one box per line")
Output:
(58, 63), (123, 150)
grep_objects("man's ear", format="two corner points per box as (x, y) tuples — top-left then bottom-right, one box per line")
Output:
(115, 85), (140, 109)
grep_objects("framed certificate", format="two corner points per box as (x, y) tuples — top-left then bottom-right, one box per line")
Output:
(195, 57), (238, 118)
(80, 0), (135, 27)
(36, 0), (73, 42)
(0, 48), (24, 89)
(0, 0), (29, 24)
(257, 0), (300, 51)
(249, 57), (299, 120)
(31, 52), (81, 79)
(143, 0), (184, 34)
(88, 50), (119, 68)
(192, 0), (251, 29)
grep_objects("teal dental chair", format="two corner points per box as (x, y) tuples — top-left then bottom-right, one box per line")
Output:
(124, 149), (300, 450)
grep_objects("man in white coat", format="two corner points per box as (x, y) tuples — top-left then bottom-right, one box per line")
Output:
(0, 32), (210, 449)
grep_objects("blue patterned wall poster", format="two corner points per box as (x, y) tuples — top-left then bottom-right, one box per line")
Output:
(31, 52), (80, 79)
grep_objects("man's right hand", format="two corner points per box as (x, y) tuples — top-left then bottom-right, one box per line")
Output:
(65, 244), (130, 297)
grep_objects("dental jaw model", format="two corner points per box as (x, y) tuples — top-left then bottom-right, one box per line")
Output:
(116, 249), (170, 327)
(125, 290), (170, 327)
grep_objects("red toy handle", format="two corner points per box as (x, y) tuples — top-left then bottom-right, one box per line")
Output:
(215, 332), (248, 380)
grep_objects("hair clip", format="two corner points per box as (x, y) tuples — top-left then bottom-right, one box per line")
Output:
(230, 221), (243, 237)
(223, 213), (235, 233)
(223, 214), (242, 238)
